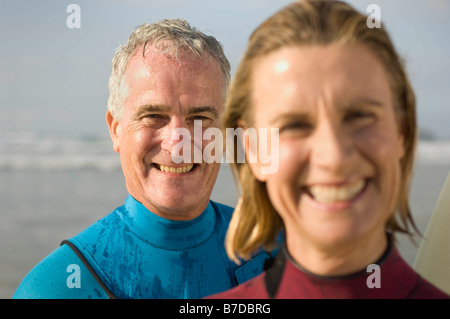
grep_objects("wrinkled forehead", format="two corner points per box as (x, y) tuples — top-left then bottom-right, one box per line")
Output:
(126, 43), (227, 104)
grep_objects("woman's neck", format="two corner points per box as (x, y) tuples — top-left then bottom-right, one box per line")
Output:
(285, 231), (389, 277)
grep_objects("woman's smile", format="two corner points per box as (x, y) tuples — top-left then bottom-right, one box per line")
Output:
(303, 178), (368, 206)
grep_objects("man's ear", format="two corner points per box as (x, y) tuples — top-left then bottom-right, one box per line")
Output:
(106, 110), (120, 153)
(238, 120), (267, 183)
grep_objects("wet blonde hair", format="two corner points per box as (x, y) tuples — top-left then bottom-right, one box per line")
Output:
(225, 0), (418, 263)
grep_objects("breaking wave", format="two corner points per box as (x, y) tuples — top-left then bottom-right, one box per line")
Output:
(0, 131), (120, 171)
(0, 131), (449, 170)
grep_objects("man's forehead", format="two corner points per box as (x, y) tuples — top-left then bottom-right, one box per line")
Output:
(125, 45), (220, 84)
(129, 41), (211, 66)
(124, 42), (225, 116)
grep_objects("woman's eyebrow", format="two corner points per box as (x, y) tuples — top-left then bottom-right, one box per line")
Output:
(348, 98), (384, 108)
(270, 112), (313, 126)
(267, 98), (385, 125)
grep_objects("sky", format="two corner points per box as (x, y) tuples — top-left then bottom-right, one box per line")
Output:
(1, 0), (449, 138)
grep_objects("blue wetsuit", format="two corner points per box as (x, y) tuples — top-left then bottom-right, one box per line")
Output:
(13, 195), (271, 299)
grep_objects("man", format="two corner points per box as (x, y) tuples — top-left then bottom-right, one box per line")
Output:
(13, 19), (271, 299)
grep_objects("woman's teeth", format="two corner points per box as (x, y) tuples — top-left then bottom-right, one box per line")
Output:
(308, 180), (366, 203)
(158, 164), (194, 173)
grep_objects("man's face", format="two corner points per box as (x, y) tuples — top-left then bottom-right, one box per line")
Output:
(107, 45), (225, 220)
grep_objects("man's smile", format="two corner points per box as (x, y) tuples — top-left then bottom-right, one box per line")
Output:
(153, 163), (196, 174)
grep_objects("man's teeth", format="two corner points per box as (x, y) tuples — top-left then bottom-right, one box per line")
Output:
(308, 180), (366, 203)
(159, 164), (194, 173)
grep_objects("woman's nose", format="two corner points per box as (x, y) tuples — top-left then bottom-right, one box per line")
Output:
(310, 120), (354, 173)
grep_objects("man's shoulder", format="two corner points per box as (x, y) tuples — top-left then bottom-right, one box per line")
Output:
(71, 209), (123, 243)
(13, 244), (109, 299)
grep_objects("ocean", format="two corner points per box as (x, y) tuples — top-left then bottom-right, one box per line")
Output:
(1, 130), (449, 298)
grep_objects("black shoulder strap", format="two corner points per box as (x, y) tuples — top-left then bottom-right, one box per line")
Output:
(61, 240), (117, 299)
(264, 244), (287, 299)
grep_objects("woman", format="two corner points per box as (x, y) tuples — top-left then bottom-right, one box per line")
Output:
(210, 0), (449, 298)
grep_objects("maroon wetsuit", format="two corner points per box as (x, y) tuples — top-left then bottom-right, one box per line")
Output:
(209, 240), (450, 299)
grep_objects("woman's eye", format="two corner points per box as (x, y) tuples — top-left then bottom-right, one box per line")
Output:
(280, 121), (313, 133)
(344, 110), (375, 122)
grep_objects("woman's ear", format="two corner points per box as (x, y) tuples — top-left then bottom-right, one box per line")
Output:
(106, 110), (121, 153)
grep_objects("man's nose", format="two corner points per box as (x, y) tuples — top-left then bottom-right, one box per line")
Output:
(160, 117), (190, 152)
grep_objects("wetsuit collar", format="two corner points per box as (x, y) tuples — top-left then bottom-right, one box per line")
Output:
(284, 234), (393, 280)
(118, 195), (216, 250)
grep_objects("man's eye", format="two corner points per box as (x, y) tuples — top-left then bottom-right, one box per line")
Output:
(140, 114), (170, 123)
(192, 115), (210, 121)
(138, 114), (169, 128)
(189, 115), (214, 127)
(145, 114), (166, 120)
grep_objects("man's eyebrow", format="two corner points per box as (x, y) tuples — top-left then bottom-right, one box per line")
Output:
(132, 105), (219, 120)
(187, 106), (219, 119)
(133, 104), (170, 119)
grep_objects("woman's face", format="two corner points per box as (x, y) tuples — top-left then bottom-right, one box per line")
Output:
(249, 44), (405, 252)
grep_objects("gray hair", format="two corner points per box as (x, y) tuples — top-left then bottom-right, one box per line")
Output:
(107, 19), (231, 120)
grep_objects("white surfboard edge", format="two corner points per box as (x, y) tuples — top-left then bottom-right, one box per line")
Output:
(413, 170), (450, 295)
